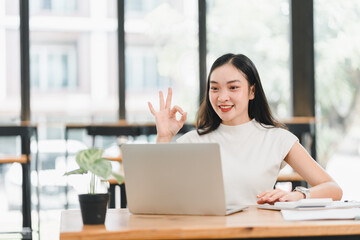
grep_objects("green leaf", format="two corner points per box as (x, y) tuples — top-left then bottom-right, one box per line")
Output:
(112, 172), (125, 184)
(76, 148), (104, 171)
(64, 148), (123, 194)
(64, 168), (88, 176)
(87, 158), (112, 179)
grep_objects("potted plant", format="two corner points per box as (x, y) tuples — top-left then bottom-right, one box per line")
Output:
(64, 148), (124, 225)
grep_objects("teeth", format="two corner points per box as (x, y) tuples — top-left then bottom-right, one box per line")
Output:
(219, 106), (232, 109)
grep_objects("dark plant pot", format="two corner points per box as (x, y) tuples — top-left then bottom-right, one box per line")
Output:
(78, 193), (109, 225)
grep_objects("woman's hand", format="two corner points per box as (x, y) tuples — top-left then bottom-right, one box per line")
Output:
(148, 88), (187, 143)
(256, 188), (305, 205)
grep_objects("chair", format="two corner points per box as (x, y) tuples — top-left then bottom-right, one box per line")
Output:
(0, 124), (38, 240)
(103, 156), (126, 208)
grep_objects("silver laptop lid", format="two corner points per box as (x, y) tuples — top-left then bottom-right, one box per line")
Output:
(122, 143), (228, 215)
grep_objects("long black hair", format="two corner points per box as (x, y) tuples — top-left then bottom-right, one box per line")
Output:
(196, 53), (285, 135)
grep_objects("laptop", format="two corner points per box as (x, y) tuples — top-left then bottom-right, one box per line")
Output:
(121, 143), (246, 215)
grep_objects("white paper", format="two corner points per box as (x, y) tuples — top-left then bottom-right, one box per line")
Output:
(258, 200), (360, 211)
(274, 198), (333, 208)
(281, 208), (360, 221)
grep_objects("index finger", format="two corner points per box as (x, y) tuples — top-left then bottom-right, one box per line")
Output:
(165, 88), (172, 109)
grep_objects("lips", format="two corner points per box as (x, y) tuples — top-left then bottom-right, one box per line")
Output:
(219, 105), (233, 112)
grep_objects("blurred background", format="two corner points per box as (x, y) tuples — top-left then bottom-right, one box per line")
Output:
(1, 0), (360, 239)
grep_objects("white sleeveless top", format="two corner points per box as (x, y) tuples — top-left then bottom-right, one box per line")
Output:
(176, 119), (298, 206)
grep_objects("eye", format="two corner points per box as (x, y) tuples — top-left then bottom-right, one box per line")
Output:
(230, 86), (239, 90)
(210, 86), (218, 91)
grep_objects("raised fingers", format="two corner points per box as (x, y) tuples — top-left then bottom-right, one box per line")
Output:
(148, 102), (156, 115)
(159, 91), (165, 109)
(165, 88), (172, 109)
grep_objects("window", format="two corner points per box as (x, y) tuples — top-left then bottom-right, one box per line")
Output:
(28, 0), (119, 216)
(0, 0), (21, 123)
(125, 0), (162, 16)
(125, 0), (199, 123)
(126, 48), (158, 90)
(31, 44), (78, 90)
(30, 0), (118, 123)
(0, 0), (23, 230)
(314, 0), (360, 199)
(31, 0), (78, 14)
(207, 0), (291, 119)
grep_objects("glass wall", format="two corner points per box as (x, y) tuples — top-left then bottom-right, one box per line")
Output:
(124, 0), (199, 123)
(30, 0), (118, 125)
(207, 0), (291, 119)
(0, 0), (20, 229)
(314, 0), (360, 199)
(0, 0), (21, 123)
(28, 0), (119, 211)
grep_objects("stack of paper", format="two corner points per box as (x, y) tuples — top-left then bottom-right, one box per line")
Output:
(258, 199), (360, 220)
(281, 208), (360, 221)
(274, 198), (333, 209)
(258, 199), (360, 211)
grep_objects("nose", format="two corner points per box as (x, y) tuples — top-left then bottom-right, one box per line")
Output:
(218, 89), (229, 102)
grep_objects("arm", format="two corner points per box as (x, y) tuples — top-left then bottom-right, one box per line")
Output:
(257, 142), (343, 204)
(148, 88), (187, 143)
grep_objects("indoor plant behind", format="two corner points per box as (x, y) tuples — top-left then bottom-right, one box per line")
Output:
(64, 148), (124, 225)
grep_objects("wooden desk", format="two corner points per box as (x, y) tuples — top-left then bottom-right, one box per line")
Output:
(60, 206), (360, 240)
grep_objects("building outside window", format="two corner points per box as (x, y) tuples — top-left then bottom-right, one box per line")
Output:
(0, 0), (21, 123)
(29, 0), (118, 124)
(31, 44), (78, 90)
(31, 0), (79, 14)
(0, 0), (25, 234)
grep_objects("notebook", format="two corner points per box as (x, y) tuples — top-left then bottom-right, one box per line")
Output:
(121, 143), (246, 216)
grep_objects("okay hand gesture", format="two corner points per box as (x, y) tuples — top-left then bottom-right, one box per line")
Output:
(148, 88), (187, 142)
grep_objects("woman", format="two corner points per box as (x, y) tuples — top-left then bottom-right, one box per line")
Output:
(148, 53), (342, 206)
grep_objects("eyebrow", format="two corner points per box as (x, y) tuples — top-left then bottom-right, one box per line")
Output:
(210, 80), (242, 84)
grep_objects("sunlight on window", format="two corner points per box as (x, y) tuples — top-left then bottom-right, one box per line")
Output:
(0, 0), (20, 122)
(30, 0), (118, 123)
(315, 0), (360, 200)
(124, 0), (199, 123)
(207, 0), (291, 119)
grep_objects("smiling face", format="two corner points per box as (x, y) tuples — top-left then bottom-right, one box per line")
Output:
(209, 63), (255, 126)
